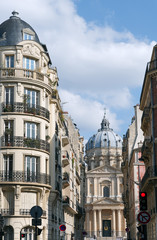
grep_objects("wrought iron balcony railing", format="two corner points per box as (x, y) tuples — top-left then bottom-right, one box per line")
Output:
(0, 208), (14, 215)
(0, 171), (50, 185)
(1, 136), (50, 152)
(146, 59), (157, 73)
(20, 209), (46, 216)
(62, 196), (70, 204)
(1, 102), (50, 120)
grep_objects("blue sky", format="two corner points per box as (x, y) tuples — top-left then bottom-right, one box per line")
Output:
(0, 0), (155, 142)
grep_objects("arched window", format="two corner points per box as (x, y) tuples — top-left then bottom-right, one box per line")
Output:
(4, 226), (14, 240)
(21, 227), (35, 240)
(103, 186), (109, 197)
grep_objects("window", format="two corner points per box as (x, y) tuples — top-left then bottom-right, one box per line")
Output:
(5, 87), (14, 105)
(23, 57), (36, 70)
(4, 155), (13, 179)
(103, 186), (109, 197)
(23, 33), (34, 40)
(4, 226), (14, 240)
(21, 227), (35, 240)
(5, 55), (14, 68)
(25, 156), (40, 181)
(24, 122), (39, 139)
(4, 120), (14, 146)
(24, 89), (39, 106)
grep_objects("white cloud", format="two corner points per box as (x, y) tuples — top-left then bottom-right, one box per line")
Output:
(59, 89), (123, 139)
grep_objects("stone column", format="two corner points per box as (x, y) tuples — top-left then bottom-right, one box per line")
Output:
(93, 210), (97, 236)
(112, 210), (116, 237)
(117, 177), (120, 197)
(87, 178), (90, 196)
(86, 211), (90, 233)
(94, 178), (97, 198)
(117, 210), (121, 236)
(99, 210), (102, 237)
(111, 177), (114, 198)
(97, 178), (99, 197)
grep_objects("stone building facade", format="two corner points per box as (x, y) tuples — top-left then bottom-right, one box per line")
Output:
(0, 11), (85, 240)
(122, 105), (145, 240)
(62, 113), (85, 240)
(84, 113), (126, 240)
(139, 43), (157, 240)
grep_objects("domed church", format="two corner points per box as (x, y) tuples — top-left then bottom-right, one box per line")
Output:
(84, 112), (126, 239)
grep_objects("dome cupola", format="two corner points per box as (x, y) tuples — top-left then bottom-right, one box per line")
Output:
(0, 11), (40, 46)
(86, 111), (122, 151)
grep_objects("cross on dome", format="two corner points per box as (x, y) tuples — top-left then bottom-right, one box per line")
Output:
(101, 108), (110, 130)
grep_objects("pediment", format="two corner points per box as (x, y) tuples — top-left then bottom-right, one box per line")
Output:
(88, 165), (121, 174)
(92, 197), (121, 205)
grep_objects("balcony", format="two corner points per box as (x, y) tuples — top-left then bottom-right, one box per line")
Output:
(62, 196), (77, 214)
(1, 102), (50, 120)
(62, 151), (70, 167)
(141, 107), (150, 131)
(0, 208), (14, 215)
(146, 59), (157, 73)
(76, 171), (81, 185)
(141, 166), (157, 189)
(141, 137), (152, 158)
(19, 209), (46, 216)
(62, 172), (70, 189)
(0, 68), (55, 88)
(1, 136), (50, 152)
(76, 201), (83, 217)
(0, 171), (50, 185)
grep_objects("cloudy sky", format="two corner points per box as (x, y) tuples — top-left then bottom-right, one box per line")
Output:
(0, 0), (156, 142)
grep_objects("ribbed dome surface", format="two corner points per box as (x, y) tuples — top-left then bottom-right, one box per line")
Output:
(0, 11), (40, 46)
(86, 114), (122, 150)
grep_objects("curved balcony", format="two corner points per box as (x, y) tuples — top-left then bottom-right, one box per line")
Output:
(0, 170), (50, 185)
(1, 136), (50, 153)
(0, 68), (55, 88)
(1, 102), (50, 120)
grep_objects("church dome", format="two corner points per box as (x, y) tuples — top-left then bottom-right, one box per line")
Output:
(0, 11), (40, 46)
(86, 113), (122, 150)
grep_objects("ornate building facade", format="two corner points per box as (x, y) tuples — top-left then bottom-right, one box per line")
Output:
(0, 12), (85, 240)
(84, 113), (126, 240)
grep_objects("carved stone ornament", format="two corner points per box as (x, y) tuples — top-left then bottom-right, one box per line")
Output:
(0, 32), (6, 41)
(15, 185), (21, 199)
(22, 44), (40, 57)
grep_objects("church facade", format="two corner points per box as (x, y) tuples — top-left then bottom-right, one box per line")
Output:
(84, 113), (126, 239)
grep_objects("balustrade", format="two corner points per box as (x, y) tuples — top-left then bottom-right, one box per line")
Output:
(2, 102), (49, 120)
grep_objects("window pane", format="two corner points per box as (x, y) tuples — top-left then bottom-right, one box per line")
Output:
(5, 87), (14, 104)
(10, 56), (14, 68)
(5, 56), (14, 68)
(23, 57), (36, 70)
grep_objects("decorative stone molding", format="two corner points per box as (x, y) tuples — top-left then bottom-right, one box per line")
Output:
(22, 43), (40, 57)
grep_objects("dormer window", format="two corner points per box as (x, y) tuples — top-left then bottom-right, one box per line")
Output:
(23, 28), (35, 41)
(24, 33), (34, 40)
